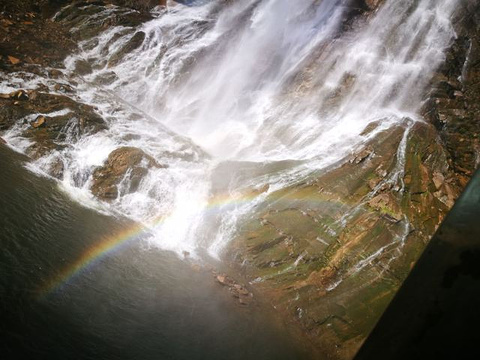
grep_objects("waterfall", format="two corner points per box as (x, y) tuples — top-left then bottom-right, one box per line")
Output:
(2, 0), (459, 258)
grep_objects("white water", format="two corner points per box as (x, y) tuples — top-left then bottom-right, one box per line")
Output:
(0, 0), (459, 259)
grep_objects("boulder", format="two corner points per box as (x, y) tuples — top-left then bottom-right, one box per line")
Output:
(91, 146), (165, 200)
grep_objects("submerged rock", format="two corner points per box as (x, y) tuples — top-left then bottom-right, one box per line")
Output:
(215, 273), (254, 306)
(91, 146), (165, 200)
(74, 59), (93, 75)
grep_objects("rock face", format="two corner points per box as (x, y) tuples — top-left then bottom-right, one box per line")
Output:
(91, 147), (165, 200)
(227, 121), (462, 359)
(422, 0), (480, 188)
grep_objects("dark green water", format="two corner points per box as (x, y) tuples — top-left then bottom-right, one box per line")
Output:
(0, 144), (309, 360)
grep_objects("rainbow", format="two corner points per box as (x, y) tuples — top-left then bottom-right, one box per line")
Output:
(36, 219), (155, 299)
(37, 187), (339, 299)
(36, 189), (268, 298)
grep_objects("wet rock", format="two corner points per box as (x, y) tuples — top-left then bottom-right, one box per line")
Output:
(31, 115), (46, 128)
(0, 91), (107, 158)
(350, 146), (374, 164)
(0, 90), (30, 101)
(52, 1), (146, 41)
(49, 158), (65, 179)
(108, 31), (145, 67)
(91, 146), (165, 200)
(53, 83), (74, 93)
(10, 90), (29, 100)
(74, 59), (93, 75)
(48, 69), (64, 79)
(368, 193), (402, 222)
(215, 273), (254, 306)
(227, 123), (461, 357)
(364, 0), (384, 11)
(94, 71), (118, 85)
(422, 3), (480, 181)
(216, 274), (234, 286)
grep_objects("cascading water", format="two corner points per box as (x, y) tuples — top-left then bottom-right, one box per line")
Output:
(1, 0), (459, 259)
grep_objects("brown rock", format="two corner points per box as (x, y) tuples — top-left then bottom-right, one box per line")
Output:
(216, 275), (228, 285)
(0, 92), (108, 158)
(368, 193), (402, 221)
(351, 146), (373, 164)
(74, 59), (93, 76)
(8, 56), (20, 65)
(432, 172), (445, 190)
(31, 115), (46, 128)
(91, 147), (165, 200)
(108, 31), (146, 67)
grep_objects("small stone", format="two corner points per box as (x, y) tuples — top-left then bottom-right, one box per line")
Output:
(432, 172), (445, 190)
(216, 275), (227, 285)
(10, 90), (29, 100)
(1, 19), (13, 27)
(234, 285), (250, 296)
(238, 297), (249, 306)
(8, 56), (20, 65)
(32, 116), (46, 128)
